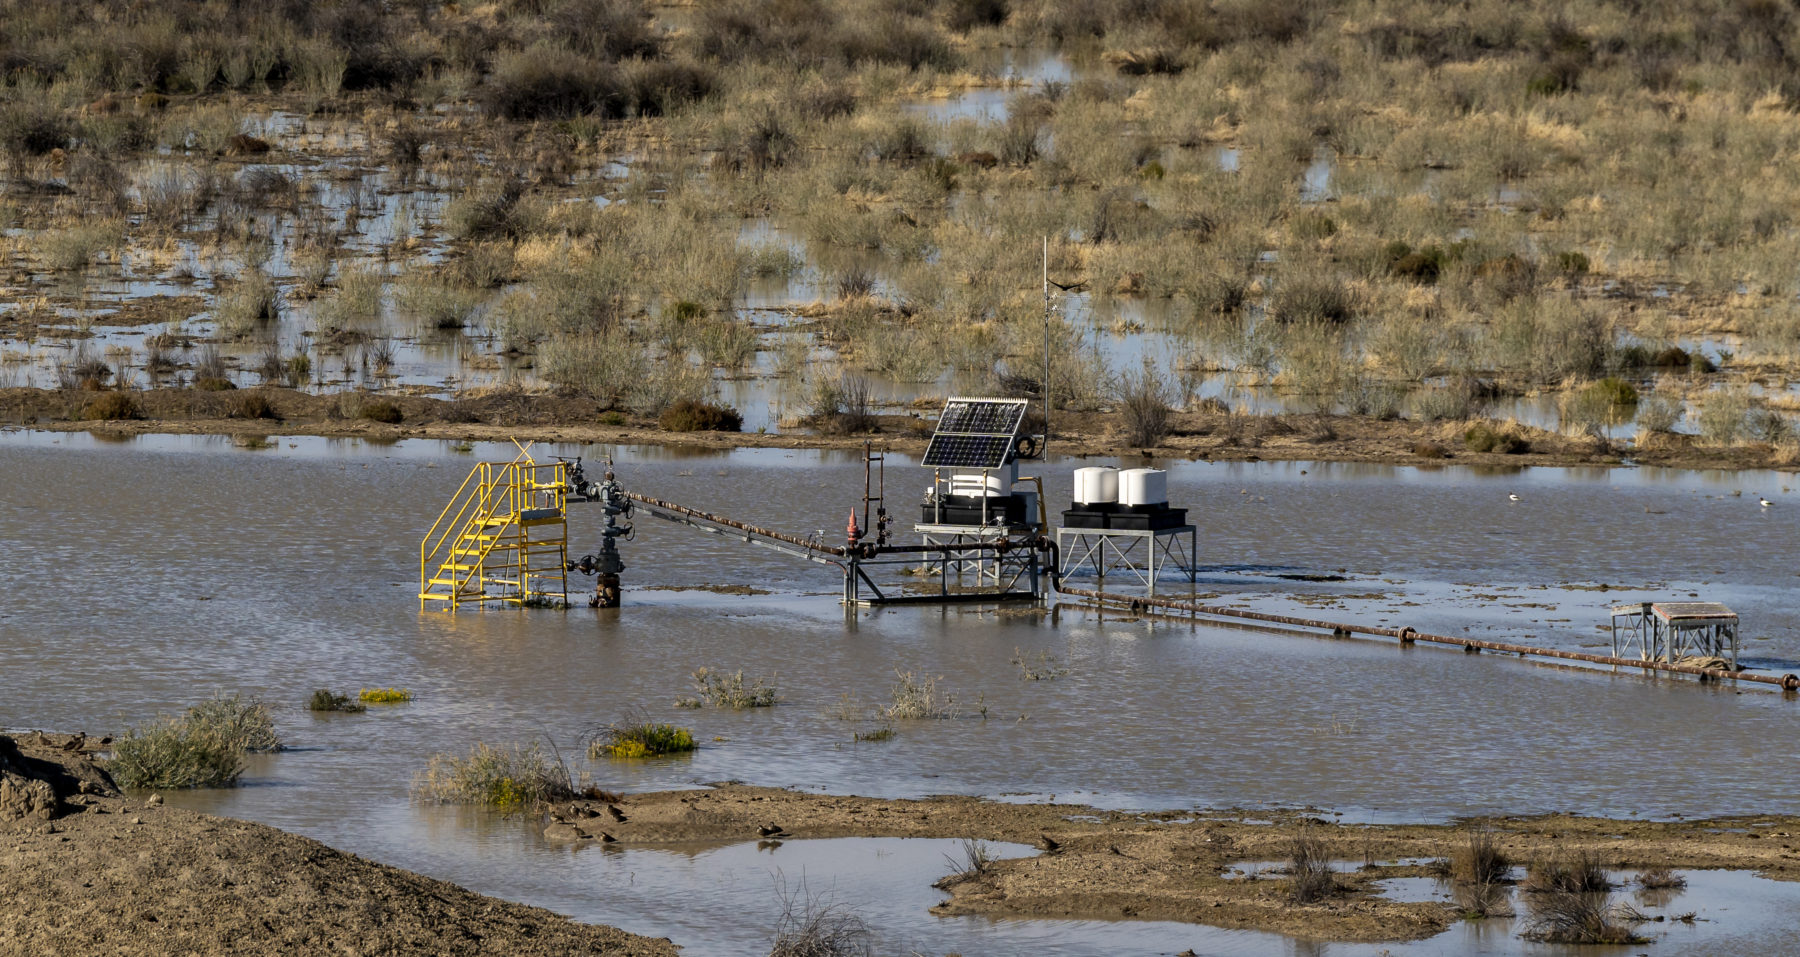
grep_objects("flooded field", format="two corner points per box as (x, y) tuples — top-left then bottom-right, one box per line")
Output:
(5, 431), (1800, 953)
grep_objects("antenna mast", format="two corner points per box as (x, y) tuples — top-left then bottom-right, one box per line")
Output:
(1042, 235), (1051, 463)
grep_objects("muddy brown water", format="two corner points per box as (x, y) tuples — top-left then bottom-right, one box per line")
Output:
(4, 430), (1800, 953)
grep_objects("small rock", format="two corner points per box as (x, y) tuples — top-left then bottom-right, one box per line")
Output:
(146, 794), (162, 807)
(130, 817), (142, 825)
(543, 822), (584, 842)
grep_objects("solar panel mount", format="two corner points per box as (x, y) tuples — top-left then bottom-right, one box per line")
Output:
(921, 397), (1029, 469)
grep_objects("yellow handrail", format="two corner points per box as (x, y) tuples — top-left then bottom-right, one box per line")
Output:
(420, 449), (569, 609)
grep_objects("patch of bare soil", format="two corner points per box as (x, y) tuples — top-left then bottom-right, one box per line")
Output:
(0, 733), (675, 957)
(544, 783), (1800, 944)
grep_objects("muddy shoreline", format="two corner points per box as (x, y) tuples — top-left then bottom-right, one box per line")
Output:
(6, 385), (1798, 473)
(546, 783), (1800, 944)
(9, 730), (1800, 951)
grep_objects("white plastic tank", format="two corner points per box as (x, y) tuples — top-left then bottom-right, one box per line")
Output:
(1073, 466), (1119, 505)
(1120, 468), (1167, 507)
(950, 472), (1007, 497)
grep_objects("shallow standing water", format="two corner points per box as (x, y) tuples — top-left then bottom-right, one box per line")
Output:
(4, 430), (1799, 953)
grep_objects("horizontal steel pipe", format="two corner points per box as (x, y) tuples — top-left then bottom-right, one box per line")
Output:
(1059, 586), (1800, 693)
(626, 493), (849, 556)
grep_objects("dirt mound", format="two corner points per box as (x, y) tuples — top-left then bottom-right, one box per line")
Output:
(0, 733), (118, 822)
(0, 736), (675, 957)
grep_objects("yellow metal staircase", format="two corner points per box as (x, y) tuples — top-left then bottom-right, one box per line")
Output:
(419, 450), (569, 610)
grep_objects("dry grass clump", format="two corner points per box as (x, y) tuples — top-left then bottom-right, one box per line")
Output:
(883, 670), (960, 719)
(1522, 890), (1648, 944)
(676, 667), (777, 709)
(1636, 865), (1686, 890)
(767, 885), (873, 957)
(231, 391), (280, 420)
(1287, 831), (1338, 903)
(1522, 849), (1611, 895)
(358, 399), (404, 424)
(1450, 830), (1511, 886)
(83, 391), (141, 421)
(935, 837), (995, 889)
(805, 373), (876, 434)
(413, 741), (574, 813)
(108, 693), (281, 790)
(1115, 359), (1171, 446)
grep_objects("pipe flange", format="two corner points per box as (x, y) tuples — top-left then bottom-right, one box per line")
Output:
(1783, 673), (1800, 692)
(1397, 627), (1417, 644)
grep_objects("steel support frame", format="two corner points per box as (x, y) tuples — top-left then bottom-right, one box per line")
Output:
(1056, 526), (1197, 595)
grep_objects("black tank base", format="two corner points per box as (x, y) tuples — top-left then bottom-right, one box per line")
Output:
(592, 573), (621, 608)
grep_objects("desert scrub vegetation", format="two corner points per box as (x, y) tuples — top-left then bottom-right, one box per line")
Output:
(109, 693), (280, 790)
(10, 0), (1800, 448)
(1449, 829), (1511, 886)
(676, 668), (778, 709)
(592, 720), (697, 759)
(306, 689), (366, 713)
(884, 669), (968, 719)
(413, 741), (574, 813)
(658, 398), (744, 433)
(1286, 831), (1339, 904)
(1522, 889), (1648, 945)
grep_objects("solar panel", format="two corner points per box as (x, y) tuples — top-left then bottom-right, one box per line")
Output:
(923, 433), (1016, 468)
(921, 397), (1029, 469)
(937, 399), (1026, 435)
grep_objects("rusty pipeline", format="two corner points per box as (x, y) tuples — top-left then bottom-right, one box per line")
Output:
(625, 493), (1058, 563)
(626, 493), (849, 556)
(1058, 586), (1800, 693)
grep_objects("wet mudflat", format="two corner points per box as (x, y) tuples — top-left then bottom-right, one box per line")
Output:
(4, 430), (1799, 953)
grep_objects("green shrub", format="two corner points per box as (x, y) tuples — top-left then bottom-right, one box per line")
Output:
(1555, 251), (1591, 276)
(359, 687), (413, 703)
(306, 689), (365, 713)
(593, 721), (696, 759)
(83, 392), (142, 421)
(413, 741), (573, 812)
(360, 399), (404, 424)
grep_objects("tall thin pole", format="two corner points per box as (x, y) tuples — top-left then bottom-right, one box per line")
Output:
(1042, 236), (1051, 463)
